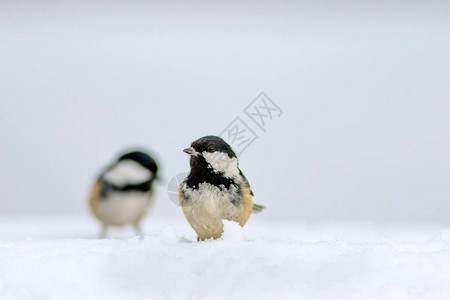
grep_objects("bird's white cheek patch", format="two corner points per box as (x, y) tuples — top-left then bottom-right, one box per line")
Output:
(103, 160), (152, 186)
(202, 152), (240, 178)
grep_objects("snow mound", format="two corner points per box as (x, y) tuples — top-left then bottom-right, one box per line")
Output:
(1, 217), (450, 299)
(157, 225), (178, 244)
(221, 220), (245, 242)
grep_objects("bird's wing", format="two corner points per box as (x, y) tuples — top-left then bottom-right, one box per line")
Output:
(88, 180), (103, 219)
(239, 168), (266, 213)
(239, 168), (254, 196)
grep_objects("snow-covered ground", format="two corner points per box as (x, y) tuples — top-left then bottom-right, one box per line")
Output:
(1, 216), (450, 299)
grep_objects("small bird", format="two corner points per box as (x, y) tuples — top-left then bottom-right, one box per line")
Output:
(89, 151), (158, 238)
(179, 135), (265, 241)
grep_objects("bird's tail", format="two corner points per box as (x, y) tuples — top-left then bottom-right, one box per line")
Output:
(252, 203), (266, 213)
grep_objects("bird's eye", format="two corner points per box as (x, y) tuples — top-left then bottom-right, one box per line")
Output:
(207, 146), (215, 152)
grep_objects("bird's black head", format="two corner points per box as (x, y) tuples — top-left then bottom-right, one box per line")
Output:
(186, 135), (236, 158)
(183, 135), (239, 179)
(118, 151), (158, 176)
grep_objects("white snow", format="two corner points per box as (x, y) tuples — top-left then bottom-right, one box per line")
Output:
(1, 217), (450, 299)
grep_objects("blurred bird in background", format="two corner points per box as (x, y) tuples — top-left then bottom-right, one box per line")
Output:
(89, 151), (159, 238)
(179, 136), (265, 241)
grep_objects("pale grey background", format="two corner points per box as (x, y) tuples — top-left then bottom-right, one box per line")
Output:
(1, 1), (449, 224)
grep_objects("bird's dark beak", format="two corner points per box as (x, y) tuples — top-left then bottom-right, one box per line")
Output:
(183, 147), (199, 156)
(183, 148), (193, 154)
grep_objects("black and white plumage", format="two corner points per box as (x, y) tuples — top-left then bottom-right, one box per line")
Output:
(89, 151), (158, 238)
(179, 135), (265, 241)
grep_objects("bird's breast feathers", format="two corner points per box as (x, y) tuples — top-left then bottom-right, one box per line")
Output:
(180, 179), (253, 226)
(93, 189), (152, 226)
(181, 181), (241, 207)
(90, 180), (153, 226)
